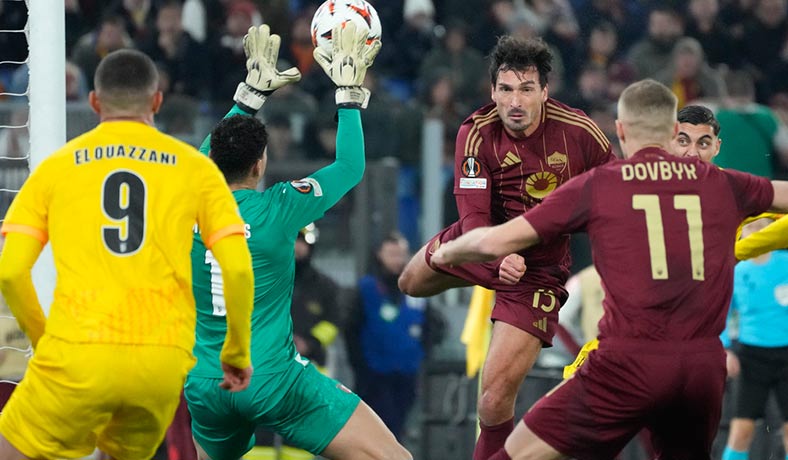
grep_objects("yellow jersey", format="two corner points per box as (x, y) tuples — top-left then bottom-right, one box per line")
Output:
(1, 121), (244, 352)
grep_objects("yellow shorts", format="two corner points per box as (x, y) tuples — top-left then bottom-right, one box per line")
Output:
(0, 335), (195, 460)
(562, 338), (599, 379)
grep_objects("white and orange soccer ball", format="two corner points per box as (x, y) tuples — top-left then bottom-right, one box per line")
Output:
(310, 0), (382, 52)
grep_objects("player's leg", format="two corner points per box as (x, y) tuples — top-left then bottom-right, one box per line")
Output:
(474, 281), (568, 460)
(264, 363), (411, 460)
(493, 419), (567, 460)
(398, 240), (473, 297)
(184, 375), (257, 460)
(723, 345), (773, 459)
(473, 321), (542, 460)
(320, 401), (412, 460)
(98, 345), (194, 460)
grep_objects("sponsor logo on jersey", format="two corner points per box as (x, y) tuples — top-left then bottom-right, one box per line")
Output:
(461, 157), (482, 177)
(524, 171), (558, 200)
(459, 177), (487, 189)
(500, 151), (522, 168)
(289, 177), (323, 196)
(547, 151), (567, 172)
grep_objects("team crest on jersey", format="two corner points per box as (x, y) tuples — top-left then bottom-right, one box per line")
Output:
(525, 171), (558, 200)
(461, 157), (482, 178)
(289, 178), (323, 196)
(547, 151), (567, 172)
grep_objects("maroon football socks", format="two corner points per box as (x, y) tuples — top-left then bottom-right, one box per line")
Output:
(472, 417), (514, 460)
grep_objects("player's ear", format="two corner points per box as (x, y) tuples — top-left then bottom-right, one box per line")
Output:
(542, 82), (548, 102)
(151, 91), (164, 114)
(88, 91), (100, 115)
(615, 120), (625, 143)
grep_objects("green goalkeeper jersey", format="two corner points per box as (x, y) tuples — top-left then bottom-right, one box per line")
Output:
(190, 106), (365, 378)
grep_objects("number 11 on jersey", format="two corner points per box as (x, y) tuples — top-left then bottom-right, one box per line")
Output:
(632, 194), (705, 281)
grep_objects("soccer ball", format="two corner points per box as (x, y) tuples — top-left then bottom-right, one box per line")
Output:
(310, 0), (382, 52)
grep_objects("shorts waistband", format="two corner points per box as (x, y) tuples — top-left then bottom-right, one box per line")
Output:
(599, 337), (722, 353)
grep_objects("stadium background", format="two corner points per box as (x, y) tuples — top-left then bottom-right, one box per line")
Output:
(1, 0), (788, 458)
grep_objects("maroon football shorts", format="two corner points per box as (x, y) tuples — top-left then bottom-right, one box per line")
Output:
(424, 223), (568, 346)
(523, 337), (726, 460)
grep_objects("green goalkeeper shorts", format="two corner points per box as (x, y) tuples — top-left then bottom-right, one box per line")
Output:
(185, 360), (360, 460)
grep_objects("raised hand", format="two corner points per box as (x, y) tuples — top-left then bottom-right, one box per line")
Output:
(234, 24), (301, 112)
(312, 22), (382, 108)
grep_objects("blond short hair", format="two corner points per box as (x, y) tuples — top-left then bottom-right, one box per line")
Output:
(617, 79), (677, 143)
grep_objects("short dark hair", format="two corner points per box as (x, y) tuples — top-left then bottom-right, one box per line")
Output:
(677, 105), (720, 136)
(209, 115), (268, 184)
(488, 36), (552, 87)
(94, 49), (158, 110)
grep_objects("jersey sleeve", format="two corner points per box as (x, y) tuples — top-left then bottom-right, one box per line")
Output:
(1, 158), (55, 243)
(724, 169), (774, 219)
(525, 171), (595, 243)
(195, 157), (246, 248)
(735, 214), (788, 260)
(272, 108), (365, 233)
(452, 122), (493, 231)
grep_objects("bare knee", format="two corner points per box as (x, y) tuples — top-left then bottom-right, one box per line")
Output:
(478, 386), (518, 425)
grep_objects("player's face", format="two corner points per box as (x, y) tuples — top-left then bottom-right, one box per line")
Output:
(491, 68), (548, 138)
(671, 122), (721, 162)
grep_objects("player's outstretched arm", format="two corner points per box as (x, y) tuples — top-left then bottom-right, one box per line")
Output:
(210, 234), (254, 392)
(735, 214), (788, 260)
(0, 233), (46, 348)
(198, 24), (300, 156)
(307, 22), (381, 210)
(432, 216), (541, 266)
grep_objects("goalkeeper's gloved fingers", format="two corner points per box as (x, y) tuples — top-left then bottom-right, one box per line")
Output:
(335, 86), (371, 109)
(362, 39), (382, 68)
(233, 82), (267, 113)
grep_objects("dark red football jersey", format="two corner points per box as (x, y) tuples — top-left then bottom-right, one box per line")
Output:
(453, 99), (615, 269)
(526, 147), (774, 341)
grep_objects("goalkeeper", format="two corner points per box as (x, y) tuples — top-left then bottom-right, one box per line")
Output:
(184, 23), (411, 460)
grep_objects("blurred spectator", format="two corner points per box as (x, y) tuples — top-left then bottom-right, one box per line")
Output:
(303, 115), (337, 161)
(720, 217), (788, 460)
(654, 37), (724, 108)
(264, 112), (306, 161)
(346, 232), (442, 441)
(561, 64), (610, 114)
(260, 79), (318, 149)
(138, 0), (208, 98)
(292, 224), (342, 372)
(376, 0), (437, 100)
(627, 5), (685, 79)
(181, 0), (207, 43)
(685, 0), (740, 69)
(0, 1), (27, 71)
(713, 70), (788, 177)
(65, 0), (91, 57)
(521, 0), (580, 69)
(209, 0), (261, 104)
(470, 0), (517, 55)
(418, 19), (487, 103)
(72, 15), (133, 90)
(283, 12), (332, 100)
(354, 69), (402, 161)
(739, 0), (788, 96)
(8, 61), (89, 102)
(104, 0), (159, 44)
(719, 0), (758, 40)
(574, 0), (646, 53)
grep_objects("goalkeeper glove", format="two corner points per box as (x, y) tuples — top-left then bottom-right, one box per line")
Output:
(233, 24), (301, 113)
(313, 22), (382, 109)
